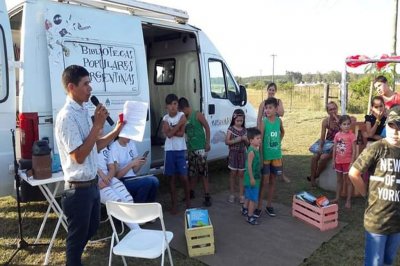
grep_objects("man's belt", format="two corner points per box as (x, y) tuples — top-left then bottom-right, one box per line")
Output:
(67, 176), (98, 189)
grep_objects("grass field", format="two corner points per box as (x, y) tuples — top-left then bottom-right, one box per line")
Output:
(0, 89), (399, 265)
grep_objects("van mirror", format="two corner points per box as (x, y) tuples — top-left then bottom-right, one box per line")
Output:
(238, 85), (247, 107)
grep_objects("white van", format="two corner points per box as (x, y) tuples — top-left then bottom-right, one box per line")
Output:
(0, 0), (257, 197)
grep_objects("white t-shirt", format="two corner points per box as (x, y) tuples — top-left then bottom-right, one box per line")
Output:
(110, 140), (138, 177)
(163, 111), (187, 151)
(97, 147), (113, 175)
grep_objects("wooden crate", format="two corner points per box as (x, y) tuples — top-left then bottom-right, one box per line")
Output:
(184, 211), (215, 257)
(292, 196), (338, 231)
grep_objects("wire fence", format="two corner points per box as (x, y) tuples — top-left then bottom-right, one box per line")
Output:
(247, 84), (341, 112)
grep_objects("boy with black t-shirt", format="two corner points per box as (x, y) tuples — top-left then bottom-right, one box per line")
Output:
(349, 105), (400, 266)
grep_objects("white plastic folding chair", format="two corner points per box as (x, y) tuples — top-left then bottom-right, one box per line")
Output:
(90, 204), (125, 243)
(106, 201), (174, 266)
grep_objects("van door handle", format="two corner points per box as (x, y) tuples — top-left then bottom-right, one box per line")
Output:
(208, 104), (215, 115)
(193, 79), (196, 93)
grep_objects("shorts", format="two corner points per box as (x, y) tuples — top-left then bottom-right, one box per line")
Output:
(188, 150), (208, 178)
(228, 150), (245, 171)
(262, 159), (283, 176)
(244, 186), (259, 202)
(164, 150), (187, 176)
(335, 163), (350, 174)
(309, 140), (334, 154)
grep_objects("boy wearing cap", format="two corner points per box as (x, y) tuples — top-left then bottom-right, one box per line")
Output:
(349, 105), (400, 266)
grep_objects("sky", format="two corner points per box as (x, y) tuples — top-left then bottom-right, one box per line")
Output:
(5, 0), (399, 77)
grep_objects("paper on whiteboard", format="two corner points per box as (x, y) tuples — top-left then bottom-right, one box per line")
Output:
(119, 101), (148, 141)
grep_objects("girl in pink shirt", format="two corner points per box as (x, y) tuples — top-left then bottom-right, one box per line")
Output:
(332, 115), (356, 208)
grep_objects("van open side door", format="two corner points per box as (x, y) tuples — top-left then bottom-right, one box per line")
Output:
(0, 0), (17, 196)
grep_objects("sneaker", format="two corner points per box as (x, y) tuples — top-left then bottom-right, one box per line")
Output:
(204, 193), (212, 207)
(265, 206), (276, 217)
(241, 206), (248, 216)
(253, 208), (262, 218)
(228, 194), (235, 203)
(247, 215), (259, 225)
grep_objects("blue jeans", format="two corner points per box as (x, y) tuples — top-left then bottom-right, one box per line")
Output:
(121, 175), (159, 203)
(365, 231), (400, 266)
(61, 184), (100, 266)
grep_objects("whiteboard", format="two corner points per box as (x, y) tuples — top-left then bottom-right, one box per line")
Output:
(63, 41), (139, 93)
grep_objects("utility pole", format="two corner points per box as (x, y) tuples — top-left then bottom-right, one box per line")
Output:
(393, 0), (398, 56)
(271, 54), (277, 82)
(260, 69), (263, 100)
(392, 0), (398, 88)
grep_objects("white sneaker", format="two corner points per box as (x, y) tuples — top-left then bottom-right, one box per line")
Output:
(228, 194), (235, 203)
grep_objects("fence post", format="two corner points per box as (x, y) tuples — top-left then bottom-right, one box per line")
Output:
(323, 83), (329, 107)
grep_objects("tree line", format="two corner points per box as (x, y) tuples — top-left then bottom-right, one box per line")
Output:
(236, 71), (365, 88)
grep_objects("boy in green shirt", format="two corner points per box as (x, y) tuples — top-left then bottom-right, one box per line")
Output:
(349, 105), (400, 266)
(255, 97), (285, 218)
(242, 127), (262, 225)
(178, 97), (212, 206)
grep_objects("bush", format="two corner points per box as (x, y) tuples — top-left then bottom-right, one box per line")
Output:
(347, 75), (372, 114)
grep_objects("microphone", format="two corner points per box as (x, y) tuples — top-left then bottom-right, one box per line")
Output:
(90, 95), (114, 126)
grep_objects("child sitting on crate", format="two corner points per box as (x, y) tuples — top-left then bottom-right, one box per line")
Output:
(162, 93), (191, 214)
(241, 127), (262, 225)
(349, 105), (400, 266)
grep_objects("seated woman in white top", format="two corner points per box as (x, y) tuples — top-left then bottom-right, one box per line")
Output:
(110, 136), (159, 203)
(97, 146), (140, 230)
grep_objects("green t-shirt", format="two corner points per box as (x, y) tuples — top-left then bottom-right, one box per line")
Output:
(352, 139), (400, 234)
(262, 117), (282, 160)
(244, 146), (261, 187)
(186, 111), (206, 151)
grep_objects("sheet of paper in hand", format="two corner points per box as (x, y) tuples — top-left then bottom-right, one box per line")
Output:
(119, 101), (148, 141)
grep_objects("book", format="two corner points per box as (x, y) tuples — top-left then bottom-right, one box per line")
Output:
(186, 208), (210, 228)
(295, 191), (317, 205)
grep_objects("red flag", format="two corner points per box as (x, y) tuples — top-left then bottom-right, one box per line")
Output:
(346, 55), (370, 68)
(376, 54), (390, 70)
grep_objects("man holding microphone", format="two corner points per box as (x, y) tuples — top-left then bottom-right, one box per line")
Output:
(55, 65), (122, 265)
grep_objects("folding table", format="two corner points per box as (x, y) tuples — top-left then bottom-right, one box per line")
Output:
(19, 171), (67, 265)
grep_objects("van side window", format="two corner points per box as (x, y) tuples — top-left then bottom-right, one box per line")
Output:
(209, 59), (240, 105)
(155, 59), (175, 85)
(209, 60), (227, 99)
(225, 67), (239, 103)
(0, 25), (9, 103)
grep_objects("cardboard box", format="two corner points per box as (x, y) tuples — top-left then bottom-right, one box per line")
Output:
(184, 210), (215, 257)
(292, 195), (338, 231)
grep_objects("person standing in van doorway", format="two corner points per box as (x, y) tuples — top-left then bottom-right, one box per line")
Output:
(162, 93), (191, 214)
(55, 65), (122, 266)
(178, 97), (212, 207)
